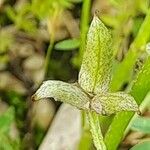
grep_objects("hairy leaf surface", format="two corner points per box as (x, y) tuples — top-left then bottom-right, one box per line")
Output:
(78, 14), (112, 94)
(91, 92), (139, 115)
(32, 80), (90, 110)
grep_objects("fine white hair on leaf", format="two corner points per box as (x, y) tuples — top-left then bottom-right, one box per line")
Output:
(32, 80), (90, 110)
(78, 14), (112, 94)
(91, 92), (139, 115)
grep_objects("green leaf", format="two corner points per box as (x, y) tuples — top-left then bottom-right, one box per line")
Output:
(32, 80), (90, 110)
(104, 57), (150, 150)
(55, 39), (80, 51)
(130, 116), (150, 134)
(78, 13), (112, 94)
(130, 141), (150, 150)
(91, 92), (139, 115)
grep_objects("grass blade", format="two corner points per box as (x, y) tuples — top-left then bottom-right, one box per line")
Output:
(104, 57), (150, 150)
(111, 9), (150, 91)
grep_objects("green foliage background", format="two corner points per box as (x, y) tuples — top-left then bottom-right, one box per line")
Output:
(0, 0), (150, 149)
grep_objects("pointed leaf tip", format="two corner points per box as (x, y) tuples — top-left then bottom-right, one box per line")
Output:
(91, 92), (139, 115)
(31, 94), (36, 101)
(79, 13), (113, 94)
(32, 80), (91, 110)
(94, 10), (100, 17)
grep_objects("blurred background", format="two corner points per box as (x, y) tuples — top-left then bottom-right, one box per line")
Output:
(0, 0), (150, 149)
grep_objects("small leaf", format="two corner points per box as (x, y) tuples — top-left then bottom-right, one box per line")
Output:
(32, 80), (90, 110)
(78, 13), (112, 94)
(91, 92), (139, 115)
(130, 116), (150, 134)
(130, 141), (150, 150)
(55, 39), (80, 51)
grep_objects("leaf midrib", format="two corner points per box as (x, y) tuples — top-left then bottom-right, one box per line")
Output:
(93, 25), (102, 93)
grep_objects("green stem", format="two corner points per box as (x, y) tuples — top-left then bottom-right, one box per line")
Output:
(81, 111), (89, 129)
(44, 39), (54, 78)
(78, 112), (92, 150)
(87, 112), (106, 150)
(44, 8), (59, 78)
(79, 0), (91, 131)
(78, 0), (93, 149)
(76, 0), (91, 66)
